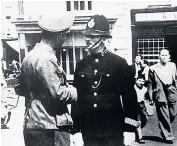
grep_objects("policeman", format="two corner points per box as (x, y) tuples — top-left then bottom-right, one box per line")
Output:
(21, 14), (77, 146)
(72, 15), (139, 146)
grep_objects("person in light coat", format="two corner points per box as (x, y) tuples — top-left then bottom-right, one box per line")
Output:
(20, 14), (77, 146)
(148, 49), (177, 144)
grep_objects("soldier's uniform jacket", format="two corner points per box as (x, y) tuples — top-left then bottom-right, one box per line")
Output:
(72, 50), (138, 137)
(20, 43), (76, 129)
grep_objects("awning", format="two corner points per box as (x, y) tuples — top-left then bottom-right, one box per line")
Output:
(6, 40), (19, 53)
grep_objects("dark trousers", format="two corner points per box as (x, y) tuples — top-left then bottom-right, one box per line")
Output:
(23, 128), (70, 146)
(155, 101), (177, 140)
(82, 132), (124, 146)
(155, 84), (177, 140)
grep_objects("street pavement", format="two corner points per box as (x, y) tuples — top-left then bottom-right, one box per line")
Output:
(1, 96), (177, 146)
(130, 106), (177, 146)
(1, 96), (26, 146)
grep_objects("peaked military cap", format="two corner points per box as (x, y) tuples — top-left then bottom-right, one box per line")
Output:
(38, 13), (75, 32)
(84, 14), (112, 38)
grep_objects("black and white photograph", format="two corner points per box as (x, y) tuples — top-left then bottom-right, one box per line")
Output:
(1, 1), (177, 146)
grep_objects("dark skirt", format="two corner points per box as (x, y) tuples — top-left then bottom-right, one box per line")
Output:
(23, 128), (70, 146)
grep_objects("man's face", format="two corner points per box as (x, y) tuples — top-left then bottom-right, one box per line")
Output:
(135, 56), (141, 65)
(85, 35), (102, 53)
(135, 78), (145, 89)
(159, 50), (170, 63)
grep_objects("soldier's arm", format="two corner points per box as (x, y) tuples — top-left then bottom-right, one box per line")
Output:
(36, 58), (77, 104)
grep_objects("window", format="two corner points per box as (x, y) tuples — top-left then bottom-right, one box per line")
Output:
(66, 1), (71, 11)
(66, 1), (92, 11)
(88, 1), (92, 10)
(58, 47), (88, 79)
(80, 1), (85, 10)
(74, 1), (79, 10)
(137, 38), (167, 66)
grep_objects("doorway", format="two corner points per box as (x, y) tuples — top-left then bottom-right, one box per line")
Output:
(166, 35), (177, 65)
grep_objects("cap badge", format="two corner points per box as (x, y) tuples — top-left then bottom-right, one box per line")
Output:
(88, 19), (95, 28)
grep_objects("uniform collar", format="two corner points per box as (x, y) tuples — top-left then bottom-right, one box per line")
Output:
(90, 48), (108, 58)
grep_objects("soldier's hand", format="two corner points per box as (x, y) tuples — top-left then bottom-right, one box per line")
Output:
(63, 85), (77, 104)
(69, 85), (77, 101)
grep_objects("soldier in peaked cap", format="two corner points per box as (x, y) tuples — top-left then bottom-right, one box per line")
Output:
(72, 14), (139, 146)
(20, 14), (77, 146)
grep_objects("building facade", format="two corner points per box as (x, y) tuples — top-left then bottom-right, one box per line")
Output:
(131, 6), (177, 66)
(1, 1), (177, 80)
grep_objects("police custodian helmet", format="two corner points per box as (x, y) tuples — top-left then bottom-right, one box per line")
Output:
(38, 13), (75, 32)
(84, 15), (112, 38)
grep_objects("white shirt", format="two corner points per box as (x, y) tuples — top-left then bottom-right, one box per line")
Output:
(134, 85), (147, 102)
(151, 62), (177, 85)
(135, 63), (141, 78)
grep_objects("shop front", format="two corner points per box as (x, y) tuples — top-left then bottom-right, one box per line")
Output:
(13, 16), (116, 81)
(131, 6), (177, 65)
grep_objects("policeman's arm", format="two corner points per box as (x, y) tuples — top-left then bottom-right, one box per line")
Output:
(36, 59), (77, 104)
(120, 60), (139, 127)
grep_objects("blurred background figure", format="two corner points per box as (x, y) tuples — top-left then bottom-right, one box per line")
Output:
(1, 78), (11, 129)
(139, 59), (154, 116)
(1, 59), (8, 78)
(9, 60), (20, 74)
(130, 54), (143, 81)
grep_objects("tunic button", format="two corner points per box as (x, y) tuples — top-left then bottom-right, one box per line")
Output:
(95, 59), (99, 62)
(94, 81), (98, 84)
(94, 104), (97, 107)
(81, 74), (84, 77)
(94, 92), (97, 96)
(106, 74), (110, 77)
(94, 69), (98, 75)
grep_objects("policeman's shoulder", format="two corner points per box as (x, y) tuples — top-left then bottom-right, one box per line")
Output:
(108, 52), (127, 63)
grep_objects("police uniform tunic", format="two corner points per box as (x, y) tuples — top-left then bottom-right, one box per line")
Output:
(73, 50), (138, 138)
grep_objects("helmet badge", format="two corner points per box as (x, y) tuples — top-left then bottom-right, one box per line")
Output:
(88, 19), (95, 29)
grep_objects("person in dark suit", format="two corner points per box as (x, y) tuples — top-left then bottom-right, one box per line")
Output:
(130, 54), (143, 80)
(72, 14), (139, 146)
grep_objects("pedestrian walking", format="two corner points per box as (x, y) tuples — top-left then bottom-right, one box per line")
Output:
(72, 14), (139, 146)
(134, 73), (148, 144)
(130, 54), (143, 80)
(148, 49), (177, 144)
(140, 59), (154, 116)
(19, 14), (77, 146)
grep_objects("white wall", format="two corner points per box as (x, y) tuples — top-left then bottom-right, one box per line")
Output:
(23, 1), (66, 19)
